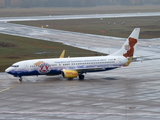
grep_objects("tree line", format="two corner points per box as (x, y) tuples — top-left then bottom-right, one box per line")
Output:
(0, 0), (160, 8)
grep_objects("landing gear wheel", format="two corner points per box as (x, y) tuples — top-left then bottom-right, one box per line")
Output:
(19, 77), (22, 83)
(79, 75), (84, 80)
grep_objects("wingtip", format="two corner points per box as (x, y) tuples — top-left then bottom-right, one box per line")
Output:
(59, 50), (65, 58)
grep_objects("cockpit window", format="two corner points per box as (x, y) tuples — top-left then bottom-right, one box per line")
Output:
(11, 65), (19, 67)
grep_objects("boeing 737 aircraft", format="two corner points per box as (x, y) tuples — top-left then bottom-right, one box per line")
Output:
(5, 28), (140, 83)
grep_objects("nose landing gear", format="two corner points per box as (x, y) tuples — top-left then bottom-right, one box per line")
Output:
(18, 77), (22, 83)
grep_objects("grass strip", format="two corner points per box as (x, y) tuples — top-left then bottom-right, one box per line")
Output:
(12, 16), (160, 39)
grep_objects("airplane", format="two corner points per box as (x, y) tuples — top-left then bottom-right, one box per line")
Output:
(5, 28), (140, 83)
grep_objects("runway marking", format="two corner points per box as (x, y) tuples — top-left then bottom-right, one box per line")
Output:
(0, 85), (17, 93)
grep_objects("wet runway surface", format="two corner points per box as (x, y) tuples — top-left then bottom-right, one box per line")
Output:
(1, 65), (160, 120)
(0, 13), (160, 119)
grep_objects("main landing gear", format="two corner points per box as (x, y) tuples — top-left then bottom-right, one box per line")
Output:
(79, 74), (84, 80)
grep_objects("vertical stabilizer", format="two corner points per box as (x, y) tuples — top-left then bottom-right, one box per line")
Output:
(109, 28), (140, 57)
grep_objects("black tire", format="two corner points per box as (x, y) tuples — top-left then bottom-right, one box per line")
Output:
(19, 78), (22, 82)
(79, 75), (84, 80)
(19, 78), (22, 83)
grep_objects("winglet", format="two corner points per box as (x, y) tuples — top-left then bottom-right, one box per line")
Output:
(59, 50), (65, 58)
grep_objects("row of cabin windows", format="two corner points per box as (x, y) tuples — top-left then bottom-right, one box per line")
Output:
(71, 61), (115, 65)
(30, 61), (115, 67)
(30, 64), (57, 67)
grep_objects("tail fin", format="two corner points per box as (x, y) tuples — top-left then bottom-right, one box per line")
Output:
(59, 50), (65, 58)
(109, 28), (140, 66)
(109, 28), (140, 57)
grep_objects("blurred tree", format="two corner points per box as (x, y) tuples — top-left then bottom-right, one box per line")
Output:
(21, 0), (31, 8)
(0, 0), (5, 8)
(10, 0), (21, 7)
(152, 0), (160, 4)
(4, 0), (11, 7)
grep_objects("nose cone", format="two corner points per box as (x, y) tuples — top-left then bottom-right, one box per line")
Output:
(5, 67), (13, 75)
(5, 67), (10, 73)
(5, 67), (19, 77)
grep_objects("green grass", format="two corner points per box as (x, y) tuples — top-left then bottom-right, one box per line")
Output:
(12, 16), (160, 39)
(0, 33), (102, 72)
(0, 5), (160, 17)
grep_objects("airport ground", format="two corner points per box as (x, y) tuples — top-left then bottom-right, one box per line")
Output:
(13, 16), (160, 39)
(0, 25), (160, 119)
(0, 11), (160, 119)
(1, 58), (160, 120)
(1, 15), (160, 71)
(0, 5), (160, 17)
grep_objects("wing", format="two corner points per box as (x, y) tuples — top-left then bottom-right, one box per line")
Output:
(133, 55), (160, 62)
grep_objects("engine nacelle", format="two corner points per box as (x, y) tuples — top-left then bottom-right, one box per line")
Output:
(62, 70), (78, 78)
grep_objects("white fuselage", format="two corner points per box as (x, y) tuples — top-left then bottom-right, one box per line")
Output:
(5, 55), (128, 77)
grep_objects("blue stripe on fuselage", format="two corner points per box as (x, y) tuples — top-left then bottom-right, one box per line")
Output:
(8, 66), (118, 77)
(8, 69), (61, 77)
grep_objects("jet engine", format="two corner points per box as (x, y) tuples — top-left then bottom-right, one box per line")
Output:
(61, 70), (78, 78)
(62, 70), (78, 78)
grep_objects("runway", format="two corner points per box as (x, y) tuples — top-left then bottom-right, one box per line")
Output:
(1, 12), (160, 22)
(0, 13), (160, 119)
